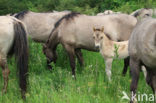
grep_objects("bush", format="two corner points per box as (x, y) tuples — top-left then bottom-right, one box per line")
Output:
(0, 0), (156, 15)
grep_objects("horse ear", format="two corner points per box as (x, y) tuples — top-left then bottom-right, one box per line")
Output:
(93, 27), (96, 32)
(101, 26), (104, 32)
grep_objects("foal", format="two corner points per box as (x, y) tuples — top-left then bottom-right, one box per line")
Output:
(93, 27), (129, 81)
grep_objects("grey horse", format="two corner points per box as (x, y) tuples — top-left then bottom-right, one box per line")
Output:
(129, 17), (156, 103)
(43, 12), (137, 77)
(13, 10), (71, 42)
(130, 8), (156, 18)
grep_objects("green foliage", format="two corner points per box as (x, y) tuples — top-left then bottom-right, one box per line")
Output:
(113, 44), (119, 59)
(0, 38), (153, 103)
(0, 0), (156, 15)
(0, 0), (156, 103)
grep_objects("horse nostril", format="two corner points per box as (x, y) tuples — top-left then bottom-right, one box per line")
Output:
(95, 45), (100, 50)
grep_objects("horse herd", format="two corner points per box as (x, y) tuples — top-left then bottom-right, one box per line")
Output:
(0, 8), (156, 102)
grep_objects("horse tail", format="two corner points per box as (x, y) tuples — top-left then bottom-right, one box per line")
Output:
(13, 19), (28, 97)
(47, 12), (80, 44)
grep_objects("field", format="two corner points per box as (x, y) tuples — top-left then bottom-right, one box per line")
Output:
(0, 39), (154, 103)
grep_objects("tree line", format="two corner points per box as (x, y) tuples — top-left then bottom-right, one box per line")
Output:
(0, 0), (156, 15)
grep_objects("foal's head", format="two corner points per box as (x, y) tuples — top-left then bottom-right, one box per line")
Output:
(92, 27), (105, 49)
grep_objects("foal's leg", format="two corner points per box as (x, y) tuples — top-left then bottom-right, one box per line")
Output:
(122, 57), (129, 76)
(105, 58), (113, 81)
(64, 45), (76, 78)
(130, 57), (141, 103)
(0, 57), (10, 94)
(75, 49), (84, 66)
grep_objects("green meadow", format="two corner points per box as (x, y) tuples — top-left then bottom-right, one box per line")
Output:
(0, 39), (154, 103)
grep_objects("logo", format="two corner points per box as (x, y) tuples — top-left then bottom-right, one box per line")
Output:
(122, 91), (130, 100)
(121, 91), (155, 102)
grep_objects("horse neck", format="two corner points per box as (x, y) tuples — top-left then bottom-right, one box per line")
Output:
(100, 33), (113, 51)
(102, 33), (113, 46)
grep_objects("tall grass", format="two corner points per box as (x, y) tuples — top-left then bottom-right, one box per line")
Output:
(0, 39), (154, 103)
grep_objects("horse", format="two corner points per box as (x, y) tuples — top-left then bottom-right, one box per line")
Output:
(130, 8), (156, 18)
(0, 16), (28, 98)
(43, 12), (137, 77)
(93, 27), (129, 81)
(92, 27), (147, 81)
(13, 10), (71, 43)
(97, 10), (121, 16)
(13, 10), (71, 69)
(129, 17), (156, 103)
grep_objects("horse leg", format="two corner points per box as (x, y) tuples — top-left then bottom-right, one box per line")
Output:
(105, 58), (113, 81)
(64, 45), (76, 78)
(151, 74), (156, 95)
(146, 68), (154, 90)
(130, 57), (141, 103)
(146, 69), (156, 97)
(75, 49), (84, 66)
(122, 57), (129, 76)
(141, 66), (147, 78)
(152, 74), (156, 100)
(0, 57), (10, 94)
(47, 60), (52, 70)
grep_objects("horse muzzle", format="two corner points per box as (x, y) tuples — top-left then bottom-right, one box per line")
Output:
(95, 45), (100, 51)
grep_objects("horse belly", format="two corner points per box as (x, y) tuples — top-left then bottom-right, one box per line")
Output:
(141, 55), (156, 68)
(76, 36), (96, 51)
(139, 48), (156, 68)
(75, 28), (97, 51)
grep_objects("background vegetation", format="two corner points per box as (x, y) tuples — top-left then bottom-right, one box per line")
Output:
(0, 0), (156, 15)
(0, 39), (153, 103)
(0, 0), (156, 103)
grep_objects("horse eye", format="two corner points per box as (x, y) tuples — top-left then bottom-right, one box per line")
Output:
(145, 14), (149, 16)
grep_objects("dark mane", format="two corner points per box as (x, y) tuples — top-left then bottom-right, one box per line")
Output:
(47, 12), (80, 43)
(15, 10), (29, 19)
(104, 32), (112, 40)
(133, 10), (141, 17)
(54, 12), (80, 29)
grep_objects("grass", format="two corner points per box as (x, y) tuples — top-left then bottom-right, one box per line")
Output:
(0, 39), (154, 103)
